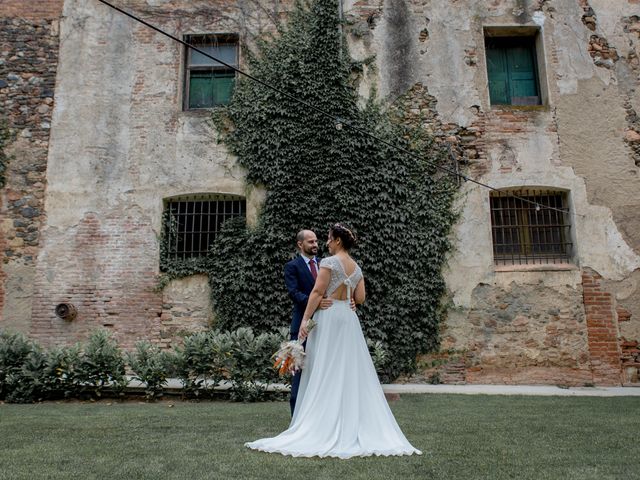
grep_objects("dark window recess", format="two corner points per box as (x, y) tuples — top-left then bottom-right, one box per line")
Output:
(485, 36), (540, 105)
(164, 195), (246, 260)
(184, 34), (238, 109)
(490, 190), (572, 266)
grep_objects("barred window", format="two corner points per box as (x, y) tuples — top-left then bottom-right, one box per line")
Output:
(490, 189), (573, 266)
(163, 194), (246, 260)
(184, 34), (238, 110)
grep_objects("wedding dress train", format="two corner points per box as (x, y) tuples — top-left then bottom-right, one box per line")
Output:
(245, 256), (421, 459)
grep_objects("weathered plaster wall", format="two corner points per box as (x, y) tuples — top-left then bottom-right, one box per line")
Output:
(5, 0), (640, 384)
(31, 0), (289, 348)
(345, 0), (640, 385)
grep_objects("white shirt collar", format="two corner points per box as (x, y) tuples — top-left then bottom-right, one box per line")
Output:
(301, 255), (317, 265)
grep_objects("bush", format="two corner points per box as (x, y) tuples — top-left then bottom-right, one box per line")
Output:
(0, 326), (387, 403)
(171, 331), (231, 398)
(171, 328), (287, 401)
(0, 331), (49, 403)
(367, 339), (388, 375)
(76, 329), (127, 398)
(126, 342), (172, 401)
(45, 344), (82, 399)
(224, 327), (285, 402)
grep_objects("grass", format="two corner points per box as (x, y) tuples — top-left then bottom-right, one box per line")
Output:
(0, 394), (638, 480)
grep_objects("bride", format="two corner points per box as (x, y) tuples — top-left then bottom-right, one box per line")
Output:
(245, 223), (422, 458)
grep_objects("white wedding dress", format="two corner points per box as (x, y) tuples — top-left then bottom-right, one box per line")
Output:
(245, 255), (421, 459)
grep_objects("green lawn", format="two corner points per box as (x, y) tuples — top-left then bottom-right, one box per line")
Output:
(0, 395), (638, 480)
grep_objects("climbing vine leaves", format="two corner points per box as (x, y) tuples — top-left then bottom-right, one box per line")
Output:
(161, 0), (458, 379)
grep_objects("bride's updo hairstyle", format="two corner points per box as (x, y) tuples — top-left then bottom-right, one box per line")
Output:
(329, 223), (357, 251)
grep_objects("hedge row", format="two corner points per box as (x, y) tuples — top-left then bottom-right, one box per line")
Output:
(0, 328), (386, 403)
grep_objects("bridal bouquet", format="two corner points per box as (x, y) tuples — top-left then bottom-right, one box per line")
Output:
(272, 319), (316, 376)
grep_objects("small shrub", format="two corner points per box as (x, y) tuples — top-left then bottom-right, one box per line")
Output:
(171, 330), (231, 398)
(367, 339), (388, 375)
(0, 330), (48, 403)
(226, 327), (285, 402)
(126, 341), (172, 401)
(77, 329), (127, 398)
(45, 344), (82, 399)
(171, 327), (287, 402)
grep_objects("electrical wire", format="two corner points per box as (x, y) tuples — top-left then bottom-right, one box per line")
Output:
(94, 0), (577, 217)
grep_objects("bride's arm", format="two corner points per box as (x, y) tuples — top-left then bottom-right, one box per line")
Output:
(353, 278), (366, 305)
(299, 267), (330, 341)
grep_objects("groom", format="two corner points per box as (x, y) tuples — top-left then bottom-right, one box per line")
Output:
(284, 229), (333, 415)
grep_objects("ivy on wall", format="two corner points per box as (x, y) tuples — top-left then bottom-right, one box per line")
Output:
(161, 0), (458, 379)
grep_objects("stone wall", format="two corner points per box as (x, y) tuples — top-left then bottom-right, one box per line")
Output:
(0, 9), (61, 331)
(159, 274), (214, 348)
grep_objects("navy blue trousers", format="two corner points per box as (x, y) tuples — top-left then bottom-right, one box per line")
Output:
(289, 334), (306, 416)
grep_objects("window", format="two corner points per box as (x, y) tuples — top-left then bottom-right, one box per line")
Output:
(163, 194), (246, 260)
(490, 189), (572, 266)
(184, 34), (238, 110)
(485, 35), (540, 106)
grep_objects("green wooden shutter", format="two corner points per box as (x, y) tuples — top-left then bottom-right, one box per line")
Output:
(212, 72), (235, 105)
(507, 46), (538, 101)
(487, 46), (510, 105)
(189, 72), (215, 109)
(486, 37), (539, 105)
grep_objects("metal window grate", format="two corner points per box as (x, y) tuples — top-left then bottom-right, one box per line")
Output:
(490, 189), (572, 266)
(164, 195), (246, 260)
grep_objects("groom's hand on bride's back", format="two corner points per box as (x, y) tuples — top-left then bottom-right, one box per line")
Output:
(318, 297), (356, 311)
(319, 297), (333, 309)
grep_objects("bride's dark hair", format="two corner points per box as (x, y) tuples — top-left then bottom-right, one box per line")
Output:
(329, 223), (357, 250)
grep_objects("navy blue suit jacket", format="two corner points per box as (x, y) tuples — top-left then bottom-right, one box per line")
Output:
(284, 255), (318, 339)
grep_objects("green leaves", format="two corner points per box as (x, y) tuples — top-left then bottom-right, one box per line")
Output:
(0, 329), (127, 402)
(170, 327), (287, 402)
(76, 329), (127, 398)
(126, 342), (172, 401)
(163, 0), (458, 381)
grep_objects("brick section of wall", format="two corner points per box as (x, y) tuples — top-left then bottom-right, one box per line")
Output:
(0, 0), (64, 20)
(582, 268), (623, 385)
(0, 17), (59, 326)
(402, 351), (468, 385)
(30, 212), (163, 350)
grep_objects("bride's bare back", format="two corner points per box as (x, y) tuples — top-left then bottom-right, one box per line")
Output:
(319, 255), (364, 302)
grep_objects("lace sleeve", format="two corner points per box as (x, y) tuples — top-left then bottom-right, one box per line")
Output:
(319, 257), (335, 270)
